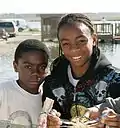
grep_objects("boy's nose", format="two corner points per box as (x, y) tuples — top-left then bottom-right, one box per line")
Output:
(31, 68), (46, 77)
(31, 67), (39, 75)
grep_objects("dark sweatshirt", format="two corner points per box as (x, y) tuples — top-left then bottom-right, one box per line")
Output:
(42, 48), (120, 119)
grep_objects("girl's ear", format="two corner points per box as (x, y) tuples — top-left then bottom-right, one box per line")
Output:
(92, 33), (98, 46)
(13, 61), (18, 72)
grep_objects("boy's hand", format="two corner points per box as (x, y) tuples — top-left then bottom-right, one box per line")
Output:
(38, 109), (61, 128)
(47, 114), (62, 128)
(47, 109), (62, 128)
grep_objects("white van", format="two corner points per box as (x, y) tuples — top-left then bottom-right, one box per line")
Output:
(13, 19), (28, 32)
(0, 21), (18, 37)
(0, 19), (28, 32)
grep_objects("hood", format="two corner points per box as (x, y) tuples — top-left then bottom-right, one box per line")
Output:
(50, 48), (112, 78)
(93, 49), (112, 71)
(50, 55), (69, 75)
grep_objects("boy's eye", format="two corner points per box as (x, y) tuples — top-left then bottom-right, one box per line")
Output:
(24, 65), (32, 69)
(39, 65), (47, 71)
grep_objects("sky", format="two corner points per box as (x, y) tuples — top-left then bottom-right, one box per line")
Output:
(1, 0), (120, 14)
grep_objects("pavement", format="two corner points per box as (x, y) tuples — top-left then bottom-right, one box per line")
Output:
(0, 32), (59, 56)
(0, 32), (41, 55)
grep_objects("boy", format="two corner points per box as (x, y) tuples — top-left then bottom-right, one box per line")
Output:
(0, 39), (49, 126)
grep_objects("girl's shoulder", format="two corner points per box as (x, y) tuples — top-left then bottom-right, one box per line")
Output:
(50, 55), (69, 73)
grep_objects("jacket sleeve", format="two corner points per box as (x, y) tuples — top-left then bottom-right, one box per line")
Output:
(96, 97), (120, 114)
(108, 70), (120, 98)
(42, 75), (65, 116)
(42, 76), (55, 104)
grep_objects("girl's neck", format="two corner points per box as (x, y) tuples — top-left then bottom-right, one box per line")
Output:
(71, 61), (90, 78)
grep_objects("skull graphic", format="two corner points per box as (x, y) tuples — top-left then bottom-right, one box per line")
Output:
(52, 87), (66, 106)
(95, 80), (108, 102)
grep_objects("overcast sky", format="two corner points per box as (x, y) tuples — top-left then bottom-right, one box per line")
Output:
(1, 0), (120, 13)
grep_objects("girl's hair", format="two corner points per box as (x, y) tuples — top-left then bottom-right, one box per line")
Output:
(57, 13), (94, 35)
(57, 13), (95, 55)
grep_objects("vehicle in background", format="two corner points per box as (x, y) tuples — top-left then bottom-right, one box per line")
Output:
(0, 19), (28, 32)
(0, 21), (18, 37)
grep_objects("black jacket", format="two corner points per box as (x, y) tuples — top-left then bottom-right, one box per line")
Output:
(42, 49), (120, 119)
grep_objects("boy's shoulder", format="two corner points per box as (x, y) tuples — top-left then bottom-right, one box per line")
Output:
(0, 80), (16, 98)
(0, 80), (16, 90)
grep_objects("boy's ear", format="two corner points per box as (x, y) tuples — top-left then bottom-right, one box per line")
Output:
(13, 61), (18, 72)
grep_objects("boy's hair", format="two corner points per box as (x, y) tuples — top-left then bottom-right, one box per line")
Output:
(14, 39), (49, 63)
(57, 13), (94, 35)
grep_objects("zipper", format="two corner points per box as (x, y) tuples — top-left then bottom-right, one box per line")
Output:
(73, 87), (79, 116)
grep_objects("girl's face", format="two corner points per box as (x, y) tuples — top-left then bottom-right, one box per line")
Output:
(58, 22), (97, 68)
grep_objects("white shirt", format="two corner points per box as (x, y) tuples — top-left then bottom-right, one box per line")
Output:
(68, 65), (79, 87)
(0, 80), (42, 125)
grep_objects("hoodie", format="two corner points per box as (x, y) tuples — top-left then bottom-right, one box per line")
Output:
(42, 48), (120, 119)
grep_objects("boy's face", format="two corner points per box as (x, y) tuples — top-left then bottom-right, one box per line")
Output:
(13, 51), (48, 94)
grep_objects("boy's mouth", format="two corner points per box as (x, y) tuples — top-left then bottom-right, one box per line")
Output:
(29, 81), (39, 85)
(29, 77), (45, 85)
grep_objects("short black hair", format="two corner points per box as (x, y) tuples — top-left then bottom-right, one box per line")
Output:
(57, 13), (94, 35)
(14, 39), (49, 63)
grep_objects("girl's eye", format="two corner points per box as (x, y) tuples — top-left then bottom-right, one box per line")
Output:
(79, 40), (86, 42)
(77, 39), (87, 45)
(61, 41), (70, 48)
(62, 42), (69, 46)
(78, 39), (87, 42)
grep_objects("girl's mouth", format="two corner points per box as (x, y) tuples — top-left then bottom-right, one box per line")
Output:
(72, 56), (82, 61)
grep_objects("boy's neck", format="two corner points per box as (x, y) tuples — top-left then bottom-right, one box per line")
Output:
(16, 80), (39, 94)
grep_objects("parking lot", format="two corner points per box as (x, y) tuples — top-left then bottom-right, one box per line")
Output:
(0, 32), (41, 55)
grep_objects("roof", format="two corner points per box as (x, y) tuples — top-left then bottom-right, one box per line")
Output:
(40, 14), (65, 18)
